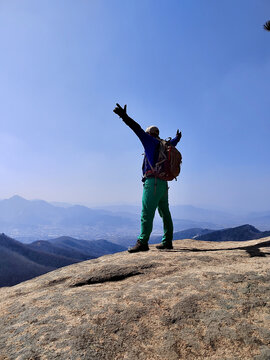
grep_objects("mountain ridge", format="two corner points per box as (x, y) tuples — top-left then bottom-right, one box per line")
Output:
(1, 195), (270, 242)
(196, 224), (270, 241)
(0, 233), (126, 287)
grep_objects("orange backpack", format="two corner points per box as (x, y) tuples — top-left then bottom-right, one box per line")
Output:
(145, 139), (182, 181)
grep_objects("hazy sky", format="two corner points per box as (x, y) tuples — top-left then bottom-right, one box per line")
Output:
(0, 0), (269, 212)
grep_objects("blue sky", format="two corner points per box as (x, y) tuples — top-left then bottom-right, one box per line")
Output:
(0, 0), (269, 212)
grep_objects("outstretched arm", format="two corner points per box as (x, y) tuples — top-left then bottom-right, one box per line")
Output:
(113, 103), (141, 133)
(113, 103), (158, 152)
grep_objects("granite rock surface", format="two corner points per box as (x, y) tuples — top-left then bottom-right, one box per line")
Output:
(0, 238), (270, 360)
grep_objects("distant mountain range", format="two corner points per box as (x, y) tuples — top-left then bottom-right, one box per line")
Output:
(195, 224), (270, 242)
(114, 225), (270, 247)
(150, 225), (270, 244)
(0, 233), (126, 287)
(0, 195), (139, 242)
(2, 223), (270, 287)
(149, 228), (214, 245)
(100, 204), (270, 230)
(1, 195), (270, 243)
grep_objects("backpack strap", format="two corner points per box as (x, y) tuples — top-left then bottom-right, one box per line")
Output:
(143, 139), (167, 177)
(144, 153), (155, 173)
(155, 140), (167, 168)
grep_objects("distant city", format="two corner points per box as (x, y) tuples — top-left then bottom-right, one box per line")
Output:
(0, 195), (270, 244)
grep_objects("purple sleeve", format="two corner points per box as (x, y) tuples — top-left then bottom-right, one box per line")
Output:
(121, 115), (159, 150)
(170, 136), (180, 147)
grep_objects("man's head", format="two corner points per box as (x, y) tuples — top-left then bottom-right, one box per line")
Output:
(145, 126), (160, 138)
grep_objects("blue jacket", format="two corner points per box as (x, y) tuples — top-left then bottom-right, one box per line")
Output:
(122, 115), (181, 177)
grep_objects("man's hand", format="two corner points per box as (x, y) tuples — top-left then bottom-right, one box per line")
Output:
(176, 129), (182, 140)
(113, 103), (127, 119)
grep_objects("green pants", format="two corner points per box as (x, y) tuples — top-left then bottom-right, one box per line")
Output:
(138, 177), (173, 245)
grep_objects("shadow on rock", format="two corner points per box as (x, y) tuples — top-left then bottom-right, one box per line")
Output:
(172, 239), (270, 258)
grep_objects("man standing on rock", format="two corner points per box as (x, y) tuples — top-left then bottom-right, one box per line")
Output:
(113, 103), (182, 253)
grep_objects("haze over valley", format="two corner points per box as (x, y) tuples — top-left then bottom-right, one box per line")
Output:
(1, 195), (270, 244)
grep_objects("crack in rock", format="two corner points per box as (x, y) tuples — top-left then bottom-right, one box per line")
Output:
(47, 277), (72, 287)
(70, 263), (157, 287)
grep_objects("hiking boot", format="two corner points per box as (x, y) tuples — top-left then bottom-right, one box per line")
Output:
(128, 240), (149, 253)
(156, 243), (173, 250)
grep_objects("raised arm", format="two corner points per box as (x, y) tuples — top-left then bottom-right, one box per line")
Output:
(113, 103), (142, 133)
(113, 102), (161, 159)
